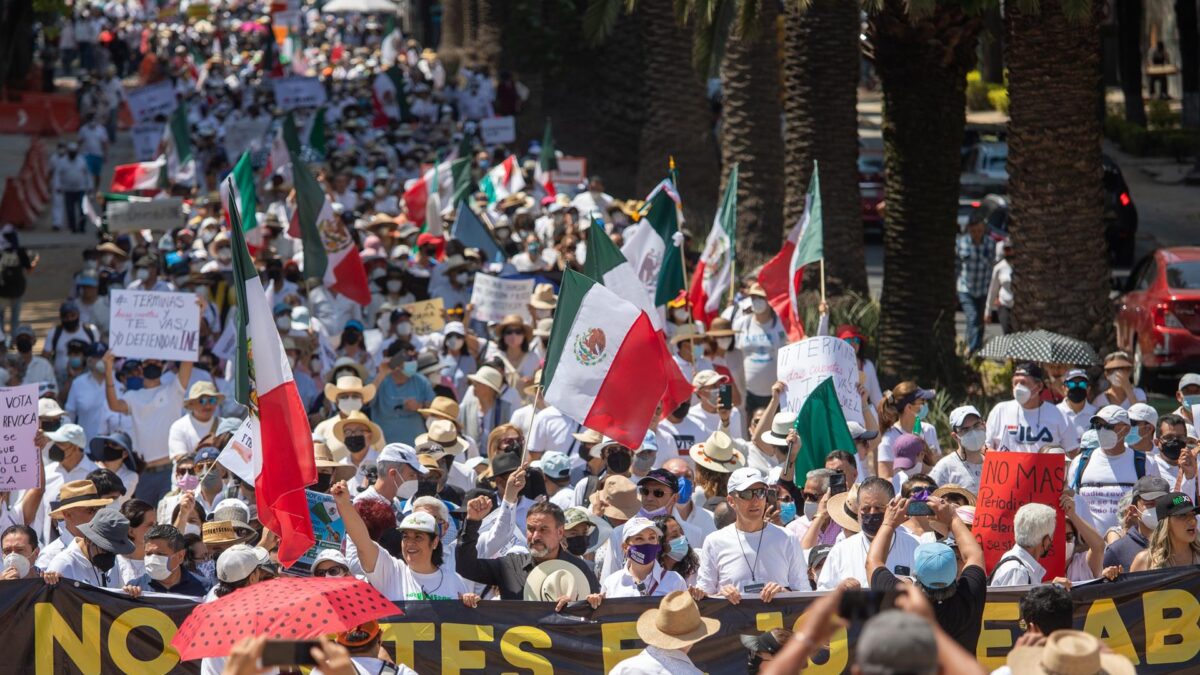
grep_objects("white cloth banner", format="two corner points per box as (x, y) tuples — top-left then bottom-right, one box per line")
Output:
(271, 76), (328, 111)
(0, 384), (41, 490)
(469, 274), (534, 324)
(106, 196), (184, 233)
(776, 336), (864, 425)
(109, 289), (201, 362)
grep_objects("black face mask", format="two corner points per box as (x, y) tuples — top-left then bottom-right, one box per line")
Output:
(522, 469), (546, 501)
(416, 480), (440, 497)
(63, 319), (80, 332)
(671, 400), (691, 419)
(421, 246), (437, 257)
(41, 418), (61, 432)
(91, 551), (117, 573)
(861, 512), (885, 537)
(606, 450), (632, 475)
(565, 535), (589, 556)
(48, 445), (66, 463)
(314, 473), (333, 493)
(1066, 387), (1089, 403)
(1162, 437), (1187, 462)
(15, 339), (32, 354)
(344, 435), (367, 453)
(142, 364), (164, 380)
(342, 331), (361, 346)
(500, 437), (523, 455)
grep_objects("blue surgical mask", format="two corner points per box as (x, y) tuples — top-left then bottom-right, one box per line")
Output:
(1183, 395), (1200, 408)
(779, 501), (797, 524)
(403, 361), (418, 376)
(667, 536), (689, 561)
(917, 403), (929, 419)
(125, 376), (143, 391)
(1126, 426), (1141, 446)
(677, 476), (694, 503)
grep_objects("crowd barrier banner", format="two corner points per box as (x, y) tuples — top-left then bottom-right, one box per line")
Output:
(8, 567), (1200, 674)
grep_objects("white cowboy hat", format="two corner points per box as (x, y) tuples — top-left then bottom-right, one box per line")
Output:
(688, 431), (745, 474)
(324, 375), (377, 404)
(760, 412), (797, 447)
(523, 560), (591, 602)
(467, 366), (505, 394)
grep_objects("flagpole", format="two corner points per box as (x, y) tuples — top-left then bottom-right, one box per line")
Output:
(819, 258), (826, 306)
(523, 385), (542, 466)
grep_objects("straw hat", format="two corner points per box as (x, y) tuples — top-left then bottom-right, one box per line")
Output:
(523, 368), (544, 397)
(496, 314), (533, 341)
(49, 480), (114, 518)
(706, 316), (736, 338)
(418, 396), (461, 423)
(828, 483), (862, 533)
(523, 560), (592, 602)
(415, 418), (469, 455)
(572, 428), (603, 445)
(635, 590), (721, 650)
(186, 381), (224, 404)
(332, 411), (384, 444)
(532, 318), (554, 339)
(467, 365), (505, 394)
(670, 324), (704, 345)
(688, 431), (745, 473)
(1006, 630), (1135, 675)
(324, 375), (377, 404)
(932, 484), (977, 506)
(589, 475), (641, 521)
(203, 520), (245, 546)
(529, 284), (557, 310)
(315, 443), (357, 482)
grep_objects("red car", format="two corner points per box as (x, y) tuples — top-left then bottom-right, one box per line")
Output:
(1115, 247), (1200, 387)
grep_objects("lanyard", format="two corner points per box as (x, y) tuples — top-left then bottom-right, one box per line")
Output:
(736, 526), (767, 583)
(635, 567), (661, 597)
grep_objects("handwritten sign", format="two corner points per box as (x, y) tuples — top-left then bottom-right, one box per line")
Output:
(470, 274), (533, 324)
(217, 417), (256, 485)
(296, 490), (346, 574)
(479, 116), (516, 145)
(125, 82), (177, 123)
(975, 451), (1066, 581)
(553, 157), (587, 185)
(0, 384), (40, 490)
(776, 336), (863, 425)
(106, 197), (184, 233)
(403, 298), (445, 335)
(109, 289), (201, 362)
(271, 76), (327, 111)
(130, 122), (164, 162)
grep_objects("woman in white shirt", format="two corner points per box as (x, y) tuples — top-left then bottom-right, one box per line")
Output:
(1061, 492), (1118, 583)
(586, 517), (687, 607)
(875, 382), (941, 480)
(1092, 352), (1147, 409)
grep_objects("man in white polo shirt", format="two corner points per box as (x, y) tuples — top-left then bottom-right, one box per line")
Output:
(817, 477), (920, 590)
(697, 467), (806, 603)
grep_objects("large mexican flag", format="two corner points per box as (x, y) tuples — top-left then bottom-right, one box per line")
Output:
(688, 164), (737, 326)
(292, 151), (371, 305)
(582, 216), (663, 332)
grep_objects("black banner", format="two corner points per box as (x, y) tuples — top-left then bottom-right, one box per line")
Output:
(6, 567), (1200, 674)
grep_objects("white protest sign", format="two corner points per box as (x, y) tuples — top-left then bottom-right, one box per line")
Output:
(272, 76), (328, 111)
(109, 289), (202, 362)
(217, 417), (257, 485)
(776, 336), (864, 425)
(470, 274), (534, 324)
(106, 196), (184, 233)
(223, 118), (270, 160)
(554, 157), (587, 184)
(0, 384), (41, 490)
(125, 82), (178, 123)
(479, 116), (516, 145)
(131, 122), (164, 162)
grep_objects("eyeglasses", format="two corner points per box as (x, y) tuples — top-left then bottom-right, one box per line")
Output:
(313, 566), (348, 578)
(802, 493), (821, 502)
(176, 466), (196, 475)
(732, 487), (768, 501)
(195, 462), (216, 474)
(638, 487), (669, 499)
(196, 396), (219, 406)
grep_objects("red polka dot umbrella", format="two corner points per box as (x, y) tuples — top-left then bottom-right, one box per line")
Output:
(171, 576), (402, 661)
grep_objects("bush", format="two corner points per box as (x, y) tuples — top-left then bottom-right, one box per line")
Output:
(1147, 99), (1180, 130)
(966, 71), (990, 111)
(987, 88), (1010, 114)
(1104, 114), (1200, 157)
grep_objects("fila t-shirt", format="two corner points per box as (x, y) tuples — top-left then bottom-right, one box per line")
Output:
(986, 400), (1079, 453)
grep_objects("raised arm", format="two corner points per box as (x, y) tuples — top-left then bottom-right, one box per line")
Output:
(102, 351), (130, 415)
(867, 497), (908, 582)
(752, 381), (786, 458)
(1062, 491), (1105, 578)
(331, 481), (378, 573)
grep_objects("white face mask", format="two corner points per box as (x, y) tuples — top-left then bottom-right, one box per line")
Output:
(395, 477), (418, 500)
(184, 523), (202, 537)
(959, 429), (986, 453)
(376, 315), (392, 332)
(445, 335), (464, 351)
(1013, 384), (1033, 405)
(396, 323), (413, 337)
(1097, 428), (1119, 451)
(694, 345), (707, 360)
(1141, 507), (1159, 530)
(673, 309), (690, 323)
(144, 553), (174, 581)
(276, 316), (291, 330)
(803, 500), (819, 520)
(338, 397), (363, 414)
(386, 280), (403, 293)
(3, 552), (30, 578)
(1107, 373), (1124, 388)
(751, 297), (769, 314)
(135, 268), (150, 282)
(717, 337), (733, 351)
(1064, 540), (1075, 560)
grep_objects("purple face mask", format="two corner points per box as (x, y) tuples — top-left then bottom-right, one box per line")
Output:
(627, 542), (661, 565)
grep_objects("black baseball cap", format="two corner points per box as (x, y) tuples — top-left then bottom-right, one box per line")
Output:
(638, 469), (679, 493)
(1014, 362), (1045, 381)
(1133, 476), (1171, 502)
(1156, 492), (1200, 521)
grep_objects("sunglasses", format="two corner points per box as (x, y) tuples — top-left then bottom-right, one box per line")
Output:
(638, 487), (669, 499)
(1066, 380), (1088, 390)
(176, 466), (197, 475)
(802, 493), (822, 502)
(313, 566), (348, 578)
(1092, 421), (1116, 431)
(732, 487), (768, 501)
(503, 329), (525, 337)
(196, 396), (219, 406)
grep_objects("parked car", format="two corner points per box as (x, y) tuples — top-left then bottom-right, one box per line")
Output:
(960, 141), (1009, 197)
(1115, 247), (1200, 388)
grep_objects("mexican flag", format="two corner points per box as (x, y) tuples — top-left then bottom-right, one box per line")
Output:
(583, 216), (663, 332)
(688, 163), (737, 326)
(219, 152), (262, 250)
(402, 156), (472, 231)
(533, 120), (556, 199)
(225, 181), (316, 568)
(620, 179), (685, 308)
(790, 377), (856, 481)
(542, 269), (692, 450)
(160, 103), (195, 187)
(263, 113), (301, 181)
(758, 162), (823, 341)
(293, 151), (372, 306)
(110, 159), (164, 192)
(372, 67), (410, 125)
(304, 107), (327, 159)
(479, 155), (526, 204)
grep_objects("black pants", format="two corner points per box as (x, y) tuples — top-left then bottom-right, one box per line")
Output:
(63, 191), (85, 233)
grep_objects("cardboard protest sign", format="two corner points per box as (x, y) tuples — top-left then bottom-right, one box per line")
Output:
(106, 197), (184, 233)
(130, 122), (165, 162)
(776, 336), (864, 425)
(223, 118), (270, 160)
(554, 157), (587, 185)
(125, 82), (177, 123)
(974, 451), (1066, 581)
(403, 298), (445, 335)
(109, 290), (201, 362)
(216, 417), (256, 485)
(470, 274), (533, 324)
(271, 76), (327, 111)
(295, 490), (345, 574)
(480, 116), (516, 145)
(0, 384), (40, 490)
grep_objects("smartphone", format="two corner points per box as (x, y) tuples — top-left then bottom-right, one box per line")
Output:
(828, 472), (848, 496)
(261, 640), (322, 667)
(718, 384), (733, 410)
(906, 487), (934, 517)
(837, 589), (897, 623)
(766, 488), (779, 509)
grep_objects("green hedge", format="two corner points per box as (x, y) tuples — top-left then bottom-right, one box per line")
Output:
(1104, 115), (1200, 158)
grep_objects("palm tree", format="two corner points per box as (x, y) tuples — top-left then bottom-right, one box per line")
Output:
(1115, 0), (1146, 126)
(475, 0), (504, 72)
(783, 0), (867, 296)
(438, 0), (465, 69)
(1005, 0), (1112, 347)
(1180, 0), (1199, 128)
(869, 0), (980, 386)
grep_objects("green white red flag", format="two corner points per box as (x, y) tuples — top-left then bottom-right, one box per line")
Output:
(292, 151), (372, 305)
(688, 164), (737, 325)
(758, 162), (823, 340)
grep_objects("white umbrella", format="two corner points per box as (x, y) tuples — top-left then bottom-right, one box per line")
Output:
(322, 0), (398, 12)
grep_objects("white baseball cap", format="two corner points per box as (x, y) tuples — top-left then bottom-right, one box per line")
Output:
(948, 405), (982, 430)
(621, 516), (661, 541)
(398, 511), (439, 535)
(1128, 403), (1158, 425)
(217, 544), (268, 583)
(727, 467), (767, 493)
(1091, 405), (1131, 426)
(378, 443), (429, 475)
(46, 423), (86, 448)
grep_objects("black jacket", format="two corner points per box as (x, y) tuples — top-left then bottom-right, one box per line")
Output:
(456, 518), (599, 600)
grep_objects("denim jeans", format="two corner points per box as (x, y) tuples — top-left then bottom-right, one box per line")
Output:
(959, 292), (987, 352)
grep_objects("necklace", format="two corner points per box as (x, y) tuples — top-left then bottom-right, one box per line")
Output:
(415, 567), (444, 599)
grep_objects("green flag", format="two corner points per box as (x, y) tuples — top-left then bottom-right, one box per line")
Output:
(793, 162), (823, 268)
(791, 378), (857, 480)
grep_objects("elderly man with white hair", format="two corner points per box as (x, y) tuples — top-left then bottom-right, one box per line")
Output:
(989, 502), (1067, 587)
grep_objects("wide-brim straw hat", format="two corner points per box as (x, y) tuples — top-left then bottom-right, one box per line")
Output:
(414, 418), (469, 456)
(203, 520), (248, 546)
(332, 411), (384, 444)
(529, 283), (557, 310)
(706, 317), (736, 338)
(636, 590), (721, 650)
(467, 366), (505, 394)
(49, 480), (114, 518)
(688, 431), (745, 474)
(589, 475), (641, 521)
(828, 483), (862, 533)
(496, 314), (533, 341)
(523, 560), (591, 602)
(1006, 630), (1135, 675)
(324, 375), (377, 404)
(932, 484), (977, 506)
(418, 396), (461, 422)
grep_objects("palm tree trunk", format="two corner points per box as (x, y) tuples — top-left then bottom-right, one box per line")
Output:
(1116, 0), (1146, 126)
(475, 0), (503, 72)
(720, 1), (784, 271)
(1179, 0), (1200, 128)
(1006, 1), (1111, 347)
(637, 0), (719, 226)
(462, 0), (478, 63)
(589, 11), (646, 199)
(870, 0), (979, 386)
(439, 0), (464, 70)
(783, 0), (866, 296)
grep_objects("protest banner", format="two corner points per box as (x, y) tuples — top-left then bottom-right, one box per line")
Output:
(106, 197), (184, 233)
(479, 116), (516, 145)
(0, 384), (40, 490)
(125, 82), (177, 124)
(9, 567), (1200, 674)
(216, 417), (256, 485)
(294, 490), (345, 574)
(403, 298), (444, 335)
(553, 156), (587, 185)
(776, 336), (864, 425)
(130, 122), (165, 162)
(109, 289), (201, 362)
(271, 76), (327, 111)
(469, 274), (533, 324)
(223, 118), (270, 160)
(974, 451), (1066, 580)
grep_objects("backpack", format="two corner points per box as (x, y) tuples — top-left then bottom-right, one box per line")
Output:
(987, 555), (1033, 585)
(49, 323), (99, 357)
(1069, 446), (1146, 492)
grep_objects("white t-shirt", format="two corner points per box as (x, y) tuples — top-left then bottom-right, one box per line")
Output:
(928, 451), (984, 494)
(1069, 447), (1160, 533)
(986, 400), (1078, 453)
(1056, 400), (1097, 443)
(658, 417), (708, 464)
(696, 523), (807, 594)
(121, 379), (187, 463)
(1092, 388), (1147, 410)
(528, 406), (583, 455)
(78, 123), (108, 157)
(733, 314), (788, 397)
(816, 529), (921, 591)
(168, 413), (214, 462)
(601, 562), (688, 598)
(876, 423), (941, 464)
(686, 405), (745, 440)
(1149, 448), (1197, 500)
(362, 542), (468, 601)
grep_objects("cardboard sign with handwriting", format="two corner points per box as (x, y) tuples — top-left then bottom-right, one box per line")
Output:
(403, 298), (445, 335)
(974, 451), (1066, 581)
